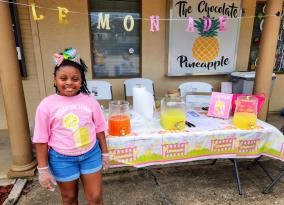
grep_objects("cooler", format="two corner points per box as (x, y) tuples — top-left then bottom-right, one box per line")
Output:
(230, 71), (276, 96)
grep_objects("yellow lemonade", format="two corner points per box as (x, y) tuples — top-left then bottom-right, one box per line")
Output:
(233, 112), (257, 130)
(160, 109), (186, 130)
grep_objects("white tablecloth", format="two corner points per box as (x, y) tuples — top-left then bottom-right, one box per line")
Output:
(106, 110), (284, 168)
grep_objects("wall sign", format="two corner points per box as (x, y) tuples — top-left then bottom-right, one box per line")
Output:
(168, 0), (242, 76)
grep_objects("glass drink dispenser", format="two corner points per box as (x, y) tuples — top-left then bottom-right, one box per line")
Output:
(108, 101), (131, 136)
(160, 96), (186, 130)
(233, 96), (258, 130)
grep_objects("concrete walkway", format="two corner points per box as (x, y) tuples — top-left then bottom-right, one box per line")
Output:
(17, 159), (284, 205)
(0, 130), (11, 179)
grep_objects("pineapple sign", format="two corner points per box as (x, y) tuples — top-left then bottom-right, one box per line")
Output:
(168, 0), (241, 76)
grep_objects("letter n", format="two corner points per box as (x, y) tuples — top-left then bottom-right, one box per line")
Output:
(150, 16), (160, 32)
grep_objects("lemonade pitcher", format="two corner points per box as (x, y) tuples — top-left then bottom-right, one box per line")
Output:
(233, 96), (258, 130)
(108, 101), (131, 136)
(160, 96), (186, 130)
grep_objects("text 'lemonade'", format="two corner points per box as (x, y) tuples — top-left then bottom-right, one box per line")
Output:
(160, 109), (186, 130)
(233, 112), (257, 130)
(108, 115), (131, 136)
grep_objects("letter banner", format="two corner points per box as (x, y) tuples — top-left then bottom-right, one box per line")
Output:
(168, 0), (241, 76)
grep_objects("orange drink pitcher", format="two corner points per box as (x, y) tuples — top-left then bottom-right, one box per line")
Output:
(108, 101), (131, 136)
(233, 96), (258, 130)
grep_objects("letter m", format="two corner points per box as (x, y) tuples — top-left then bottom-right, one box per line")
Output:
(97, 13), (110, 30)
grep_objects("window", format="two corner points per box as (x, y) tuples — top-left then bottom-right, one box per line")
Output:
(90, 0), (141, 78)
(250, 2), (284, 73)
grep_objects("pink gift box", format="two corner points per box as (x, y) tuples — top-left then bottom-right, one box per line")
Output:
(231, 94), (266, 114)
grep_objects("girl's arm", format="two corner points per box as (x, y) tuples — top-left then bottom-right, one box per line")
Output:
(96, 131), (108, 153)
(35, 143), (49, 167)
(35, 143), (57, 191)
(97, 131), (110, 170)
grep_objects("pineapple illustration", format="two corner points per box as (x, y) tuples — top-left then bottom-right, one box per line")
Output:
(192, 17), (220, 62)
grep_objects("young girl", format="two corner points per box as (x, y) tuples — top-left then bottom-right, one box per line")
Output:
(33, 48), (109, 205)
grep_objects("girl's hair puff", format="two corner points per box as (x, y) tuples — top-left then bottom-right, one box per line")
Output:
(53, 50), (90, 95)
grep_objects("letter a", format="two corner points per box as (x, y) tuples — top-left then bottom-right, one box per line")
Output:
(31, 3), (44, 21)
(185, 17), (195, 32)
(97, 13), (110, 30)
(150, 16), (160, 32)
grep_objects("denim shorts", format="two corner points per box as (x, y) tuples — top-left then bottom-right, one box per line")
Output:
(48, 142), (102, 182)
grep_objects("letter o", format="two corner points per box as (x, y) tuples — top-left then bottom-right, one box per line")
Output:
(123, 15), (134, 32)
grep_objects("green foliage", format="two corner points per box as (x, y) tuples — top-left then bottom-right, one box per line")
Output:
(194, 17), (220, 37)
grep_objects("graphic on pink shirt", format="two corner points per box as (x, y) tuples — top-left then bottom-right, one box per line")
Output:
(63, 113), (91, 148)
(33, 93), (107, 156)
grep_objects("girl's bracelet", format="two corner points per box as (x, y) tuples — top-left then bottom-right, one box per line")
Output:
(37, 166), (49, 170)
(102, 153), (110, 157)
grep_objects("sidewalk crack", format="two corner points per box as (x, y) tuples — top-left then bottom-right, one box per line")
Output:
(145, 169), (174, 205)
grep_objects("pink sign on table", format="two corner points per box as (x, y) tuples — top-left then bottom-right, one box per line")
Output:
(207, 92), (233, 119)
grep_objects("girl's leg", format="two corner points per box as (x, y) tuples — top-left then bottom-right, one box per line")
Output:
(57, 179), (79, 205)
(80, 171), (103, 205)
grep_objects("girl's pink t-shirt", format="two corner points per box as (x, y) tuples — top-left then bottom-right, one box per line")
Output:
(33, 93), (106, 156)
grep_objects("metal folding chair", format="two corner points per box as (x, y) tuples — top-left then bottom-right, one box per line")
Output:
(178, 82), (213, 97)
(178, 82), (213, 108)
(124, 78), (155, 100)
(87, 80), (113, 100)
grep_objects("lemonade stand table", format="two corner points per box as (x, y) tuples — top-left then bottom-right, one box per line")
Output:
(106, 111), (284, 194)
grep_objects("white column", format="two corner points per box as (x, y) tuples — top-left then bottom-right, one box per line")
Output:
(0, 2), (36, 177)
(253, 0), (283, 120)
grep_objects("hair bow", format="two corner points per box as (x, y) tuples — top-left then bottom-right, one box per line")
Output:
(52, 48), (80, 66)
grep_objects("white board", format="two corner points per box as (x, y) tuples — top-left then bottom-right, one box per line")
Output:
(168, 0), (242, 76)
